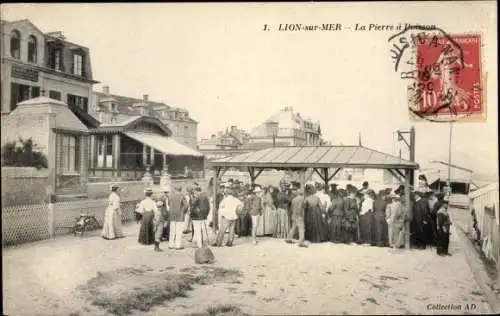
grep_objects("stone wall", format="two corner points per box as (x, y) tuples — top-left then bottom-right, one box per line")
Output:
(1, 167), (50, 206)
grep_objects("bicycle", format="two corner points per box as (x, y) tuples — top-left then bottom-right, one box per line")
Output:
(73, 214), (101, 236)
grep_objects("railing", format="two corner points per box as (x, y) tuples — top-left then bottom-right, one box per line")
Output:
(1, 197), (140, 247)
(468, 183), (499, 271)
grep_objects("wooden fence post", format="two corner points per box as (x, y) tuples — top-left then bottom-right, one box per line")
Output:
(48, 203), (55, 239)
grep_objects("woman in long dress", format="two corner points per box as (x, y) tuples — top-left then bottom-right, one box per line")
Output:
(327, 190), (344, 243)
(304, 183), (326, 243)
(137, 188), (157, 245)
(359, 190), (375, 245)
(102, 184), (124, 240)
(261, 187), (277, 236)
(274, 185), (291, 238)
(388, 193), (406, 249)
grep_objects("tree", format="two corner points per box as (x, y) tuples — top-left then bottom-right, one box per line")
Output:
(2, 137), (48, 169)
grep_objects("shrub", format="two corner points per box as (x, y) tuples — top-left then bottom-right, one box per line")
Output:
(2, 137), (48, 169)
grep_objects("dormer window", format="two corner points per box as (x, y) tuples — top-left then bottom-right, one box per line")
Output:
(10, 30), (21, 59)
(48, 43), (63, 71)
(72, 51), (85, 76)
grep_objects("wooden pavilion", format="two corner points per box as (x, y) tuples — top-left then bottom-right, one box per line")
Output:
(209, 145), (419, 248)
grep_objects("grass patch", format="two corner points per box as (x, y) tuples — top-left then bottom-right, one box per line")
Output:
(380, 275), (399, 281)
(365, 297), (379, 305)
(76, 266), (242, 315)
(187, 304), (249, 316)
(241, 290), (257, 295)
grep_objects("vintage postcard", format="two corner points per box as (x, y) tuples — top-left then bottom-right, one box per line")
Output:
(1, 2), (498, 316)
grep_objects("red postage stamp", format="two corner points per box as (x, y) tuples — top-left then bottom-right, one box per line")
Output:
(409, 34), (484, 122)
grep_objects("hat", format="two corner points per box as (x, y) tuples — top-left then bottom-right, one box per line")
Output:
(254, 186), (263, 193)
(156, 200), (164, 207)
(110, 183), (120, 189)
(389, 190), (401, 199)
(219, 182), (225, 187)
(144, 188), (154, 194)
(224, 182), (232, 188)
(161, 186), (171, 192)
(362, 181), (369, 187)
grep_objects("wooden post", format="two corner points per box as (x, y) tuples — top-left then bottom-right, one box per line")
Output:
(299, 168), (306, 189)
(112, 134), (121, 177)
(323, 168), (329, 189)
(212, 167), (219, 231)
(142, 144), (147, 165)
(404, 168), (412, 249)
(48, 203), (55, 239)
(248, 167), (255, 186)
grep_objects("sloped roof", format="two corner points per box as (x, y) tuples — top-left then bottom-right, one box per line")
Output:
(16, 97), (88, 132)
(96, 116), (172, 135)
(93, 92), (197, 123)
(210, 145), (419, 170)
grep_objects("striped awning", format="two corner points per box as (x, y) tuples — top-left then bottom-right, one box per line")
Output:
(209, 146), (418, 169)
(124, 131), (203, 157)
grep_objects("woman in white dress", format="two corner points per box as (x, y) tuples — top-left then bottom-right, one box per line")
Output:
(102, 184), (124, 240)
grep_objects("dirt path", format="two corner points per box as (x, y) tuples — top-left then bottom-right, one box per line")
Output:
(3, 223), (495, 315)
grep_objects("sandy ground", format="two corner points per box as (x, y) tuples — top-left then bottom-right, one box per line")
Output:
(2, 221), (496, 316)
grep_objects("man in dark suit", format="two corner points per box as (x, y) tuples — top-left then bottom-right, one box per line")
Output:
(190, 186), (211, 248)
(411, 191), (431, 249)
(168, 186), (189, 250)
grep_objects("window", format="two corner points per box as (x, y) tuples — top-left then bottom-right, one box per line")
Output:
(49, 90), (62, 101)
(184, 125), (189, 137)
(48, 45), (63, 71)
(97, 135), (113, 168)
(10, 30), (21, 59)
(61, 135), (79, 172)
(72, 53), (84, 76)
(28, 35), (37, 63)
(67, 94), (89, 112)
(10, 83), (40, 111)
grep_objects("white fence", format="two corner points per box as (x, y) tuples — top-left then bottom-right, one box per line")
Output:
(2, 198), (140, 246)
(468, 182), (499, 274)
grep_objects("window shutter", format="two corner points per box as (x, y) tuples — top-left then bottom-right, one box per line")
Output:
(31, 86), (40, 98)
(10, 83), (19, 111)
(59, 48), (65, 72)
(83, 97), (88, 112)
(81, 54), (86, 77)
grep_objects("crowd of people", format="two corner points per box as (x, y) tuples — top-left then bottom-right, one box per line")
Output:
(100, 174), (453, 256)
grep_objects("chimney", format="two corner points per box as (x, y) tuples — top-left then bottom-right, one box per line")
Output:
(103, 86), (110, 95)
(143, 94), (149, 102)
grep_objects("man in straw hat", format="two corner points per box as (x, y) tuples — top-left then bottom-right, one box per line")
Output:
(285, 185), (308, 247)
(250, 185), (264, 245)
(212, 185), (243, 247)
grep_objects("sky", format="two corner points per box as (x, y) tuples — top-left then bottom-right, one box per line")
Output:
(2, 2), (498, 178)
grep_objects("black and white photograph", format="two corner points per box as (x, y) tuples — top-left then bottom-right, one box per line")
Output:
(1, 2), (498, 315)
